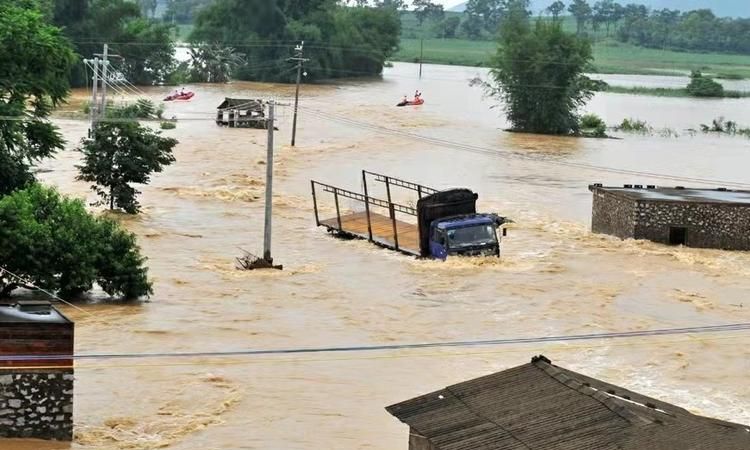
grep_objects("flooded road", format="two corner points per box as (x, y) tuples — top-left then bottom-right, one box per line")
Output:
(8, 62), (750, 449)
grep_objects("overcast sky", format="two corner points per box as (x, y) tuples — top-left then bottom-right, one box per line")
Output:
(434, 0), (463, 6)
(413, 0), (465, 9)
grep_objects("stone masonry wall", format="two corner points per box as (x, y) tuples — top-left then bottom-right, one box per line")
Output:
(634, 201), (750, 250)
(0, 370), (73, 440)
(591, 190), (637, 239)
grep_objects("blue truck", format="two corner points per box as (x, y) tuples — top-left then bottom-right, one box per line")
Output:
(311, 171), (509, 259)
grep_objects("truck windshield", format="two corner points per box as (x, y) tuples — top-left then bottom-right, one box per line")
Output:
(446, 224), (497, 248)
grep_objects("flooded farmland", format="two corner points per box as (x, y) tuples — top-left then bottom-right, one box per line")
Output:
(7, 62), (750, 449)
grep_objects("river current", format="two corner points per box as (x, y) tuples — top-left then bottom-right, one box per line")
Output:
(6, 62), (750, 449)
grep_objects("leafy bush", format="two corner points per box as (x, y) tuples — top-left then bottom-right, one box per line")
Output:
(579, 114), (607, 137)
(701, 117), (736, 133)
(700, 117), (750, 137)
(615, 118), (651, 133)
(160, 121), (177, 130)
(686, 71), (724, 98)
(717, 73), (744, 80)
(0, 185), (152, 299)
(106, 99), (165, 120)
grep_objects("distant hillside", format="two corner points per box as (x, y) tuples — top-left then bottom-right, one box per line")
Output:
(448, 1), (750, 18)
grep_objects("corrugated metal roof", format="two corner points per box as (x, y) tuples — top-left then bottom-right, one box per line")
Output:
(217, 98), (264, 111)
(386, 356), (750, 450)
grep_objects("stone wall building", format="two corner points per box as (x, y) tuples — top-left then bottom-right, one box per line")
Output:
(589, 184), (750, 250)
(0, 301), (74, 441)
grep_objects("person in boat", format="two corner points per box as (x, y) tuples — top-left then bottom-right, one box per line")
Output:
(402, 95), (408, 103)
(414, 90), (421, 100)
(179, 87), (186, 96)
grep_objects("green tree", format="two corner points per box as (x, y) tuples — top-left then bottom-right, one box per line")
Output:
(0, 185), (152, 299)
(488, 3), (594, 135)
(53, 0), (176, 86)
(413, 0), (444, 27)
(191, 0), (399, 82)
(460, 13), (485, 39)
(435, 16), (462, 38)
(189, 44), (246, 82)
(568, 0), (592, 34)
(466, 0), (499, 33)
(165, 0), (213, 24)
(686, 71), (724, 98)
(376, 0), (406, 9)
(77, 122), (177, 214)
(593, 0), (615, 36)
(546, 1), (566, 20)
(137, 0), (157, 18)
(0, 1), (76, 196)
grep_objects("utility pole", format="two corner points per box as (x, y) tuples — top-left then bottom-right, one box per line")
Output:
(100, 44), (109, 115)
(419, 38), (424, 80)
(236, 101), (282, 271)
(92, 44), (121, 120)
(263, 101), (275, 264)
(289, 41), (309, 147)
(88, 57), (100, 130)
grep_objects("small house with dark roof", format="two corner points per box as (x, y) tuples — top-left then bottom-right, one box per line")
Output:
(387, 355), (750, 450)
(215, 98), (269, 129)
(589, 184), (750, 250)
(0, 301), (74, 440)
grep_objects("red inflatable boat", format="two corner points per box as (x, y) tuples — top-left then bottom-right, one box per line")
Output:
(397, 97), (424, 107)
(164, 91), (195, 102)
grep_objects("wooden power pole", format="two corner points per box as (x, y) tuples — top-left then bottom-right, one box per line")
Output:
(419, 38), (424, 80)
(289, 41), (308, 147)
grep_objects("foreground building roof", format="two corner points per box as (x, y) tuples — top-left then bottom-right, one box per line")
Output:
(387, 355), (750, 450)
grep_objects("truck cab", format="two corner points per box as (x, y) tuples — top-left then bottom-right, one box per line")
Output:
(429, 214), (506, 260)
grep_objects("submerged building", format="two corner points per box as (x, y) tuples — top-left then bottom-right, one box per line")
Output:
(215, 98), (269, 129)
(387, 355), (750, 450)
(0, 301), (74, 441)
(589, 184), (750, 250)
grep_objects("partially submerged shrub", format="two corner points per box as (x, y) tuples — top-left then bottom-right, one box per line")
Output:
(687, 71), (724, 98)
(615, 118), (651, 133)
(579, 114), (607, 138)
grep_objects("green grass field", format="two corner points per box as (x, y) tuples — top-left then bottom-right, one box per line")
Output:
(392, 38), (750, 79)
(601, 86), (750, 98)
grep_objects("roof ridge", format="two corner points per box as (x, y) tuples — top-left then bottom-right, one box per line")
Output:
(532, 360), (656, 426)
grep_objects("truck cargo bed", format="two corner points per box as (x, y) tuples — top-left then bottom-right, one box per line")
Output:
(319, 211), (420, 256)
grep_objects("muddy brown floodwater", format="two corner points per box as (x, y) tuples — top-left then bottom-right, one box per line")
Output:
(5, 62), (750, 450)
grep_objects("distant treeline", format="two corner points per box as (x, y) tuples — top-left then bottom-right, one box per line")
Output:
(189, 0), (401, 82)
(614, 6), (750, 54)
(42, 0), (402, 85)
(400, 0), (750, 55)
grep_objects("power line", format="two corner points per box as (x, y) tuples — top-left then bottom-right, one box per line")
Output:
(0, 266), (93, 317)
(300, 106), (750, 189)
(2, 322), (750, 362)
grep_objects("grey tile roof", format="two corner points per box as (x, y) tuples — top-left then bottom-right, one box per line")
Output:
(387, 356), (750, 450)
(589, 185), (750, 205)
